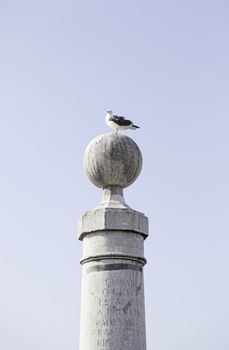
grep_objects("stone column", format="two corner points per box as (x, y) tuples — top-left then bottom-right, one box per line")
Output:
(78, 133), (148, 350)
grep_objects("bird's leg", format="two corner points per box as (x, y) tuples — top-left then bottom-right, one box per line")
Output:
(115, 128), (118, 134)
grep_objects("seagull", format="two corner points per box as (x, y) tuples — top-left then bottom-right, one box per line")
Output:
(105, 110), (140, 134)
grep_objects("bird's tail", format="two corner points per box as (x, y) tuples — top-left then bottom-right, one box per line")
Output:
(131, 124), (140, 129)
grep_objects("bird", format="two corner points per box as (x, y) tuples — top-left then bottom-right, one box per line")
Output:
(105, 110), (140, 134)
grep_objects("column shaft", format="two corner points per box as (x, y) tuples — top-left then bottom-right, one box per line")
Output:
(79, 230), (146, 350)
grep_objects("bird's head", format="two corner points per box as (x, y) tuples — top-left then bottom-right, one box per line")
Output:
(106, 110), (113, 115)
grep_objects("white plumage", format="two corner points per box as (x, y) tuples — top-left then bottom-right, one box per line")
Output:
(105, 110), (140, 133)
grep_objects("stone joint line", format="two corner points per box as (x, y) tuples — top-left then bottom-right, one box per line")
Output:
(80, 253), (147, 266)
(86, 263), (143, 274)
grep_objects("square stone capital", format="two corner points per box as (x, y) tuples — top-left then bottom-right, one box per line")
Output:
(78, 207), (148, 240)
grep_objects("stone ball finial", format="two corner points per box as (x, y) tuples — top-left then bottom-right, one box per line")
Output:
(83, 133), (142, 189)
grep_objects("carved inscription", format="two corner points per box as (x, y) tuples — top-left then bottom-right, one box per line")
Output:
(86, 269), (146, 350)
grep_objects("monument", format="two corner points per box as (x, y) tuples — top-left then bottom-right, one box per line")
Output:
(78, 133), (149, 350)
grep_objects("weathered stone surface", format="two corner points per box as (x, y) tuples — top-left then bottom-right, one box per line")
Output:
(83, 133), (142, 188)
(82, 230), (145, 260)
(79, 259), (146, 350)
(78, 207), (149, 240)
(78, 132), (148, 350)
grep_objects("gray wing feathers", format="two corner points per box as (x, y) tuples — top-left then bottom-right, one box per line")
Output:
(112, 115), (133, 126)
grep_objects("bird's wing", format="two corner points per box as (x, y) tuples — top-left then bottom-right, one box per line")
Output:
(112, 115), (133, 126)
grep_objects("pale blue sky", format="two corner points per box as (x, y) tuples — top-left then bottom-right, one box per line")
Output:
(0, 1), (228, 349)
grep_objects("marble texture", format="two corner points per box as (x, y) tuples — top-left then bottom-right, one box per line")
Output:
(83, 133), (142, 189)
(78, 133), (148, 350)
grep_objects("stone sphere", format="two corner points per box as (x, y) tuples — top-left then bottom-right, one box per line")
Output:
(83, 133), (142, 188)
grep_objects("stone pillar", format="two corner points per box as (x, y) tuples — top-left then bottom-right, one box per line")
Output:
(78, 133), (148, 350)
